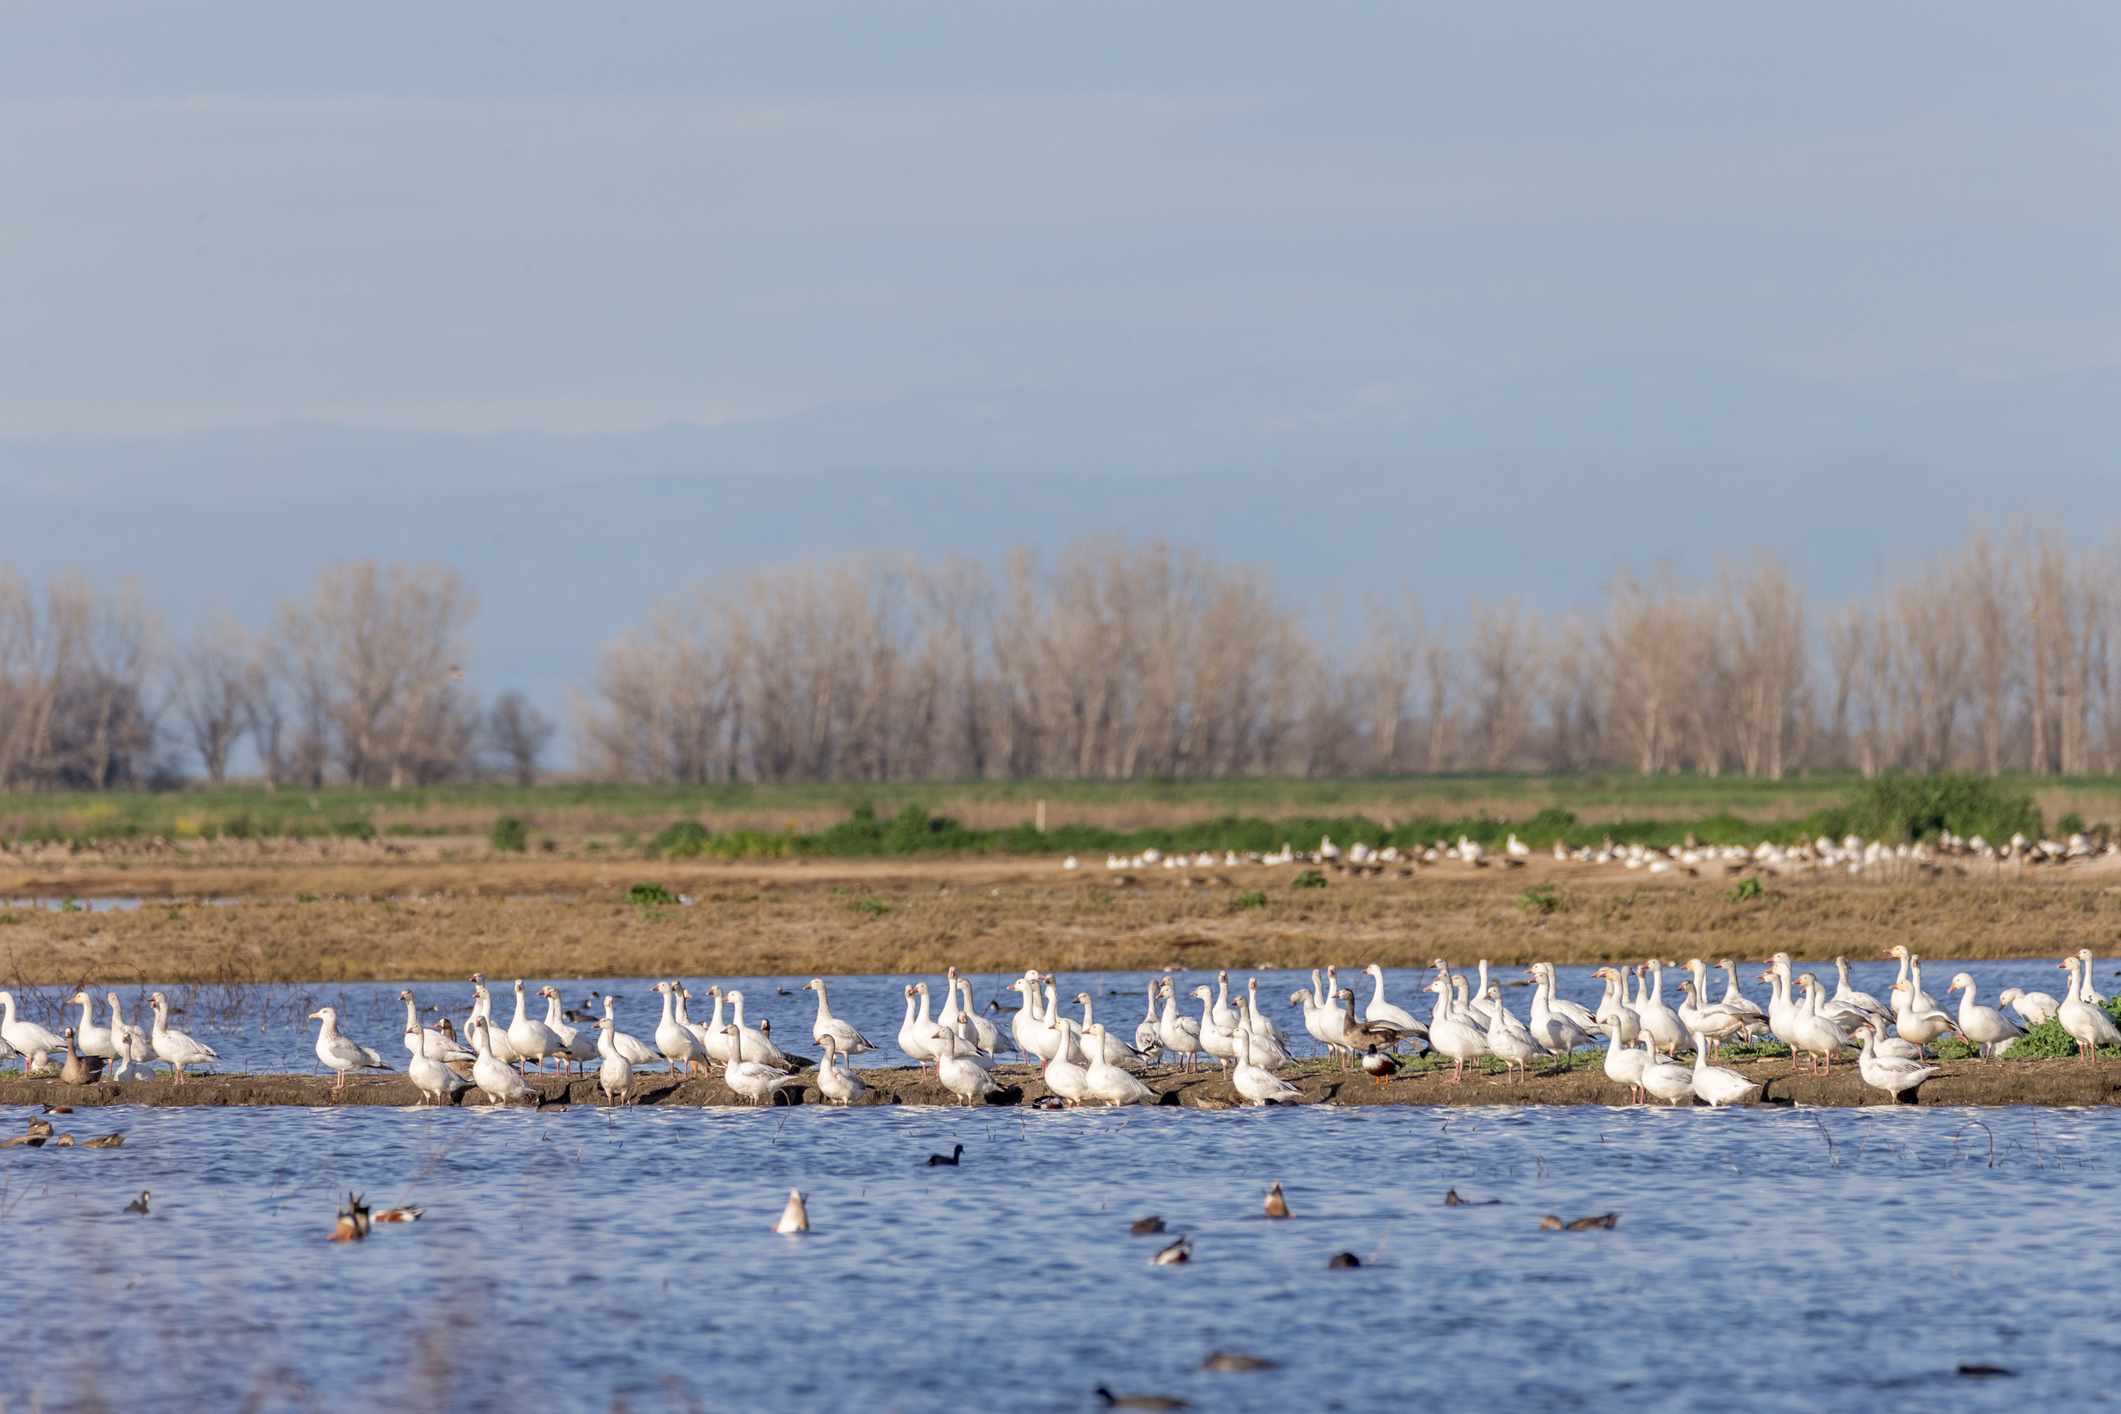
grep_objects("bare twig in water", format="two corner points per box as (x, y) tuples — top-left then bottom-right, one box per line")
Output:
(1954, 1117), (1998, 1169)
(1809, 1113), (1839, 1168)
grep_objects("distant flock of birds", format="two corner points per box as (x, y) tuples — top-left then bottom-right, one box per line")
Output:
(1062, 829), (2116, 880)
(6, 946), (2112, 1111)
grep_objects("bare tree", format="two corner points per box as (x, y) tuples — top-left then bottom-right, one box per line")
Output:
(175, 619), (252, 784)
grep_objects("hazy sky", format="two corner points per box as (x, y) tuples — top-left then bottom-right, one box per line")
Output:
(5, 2), (2119, 732)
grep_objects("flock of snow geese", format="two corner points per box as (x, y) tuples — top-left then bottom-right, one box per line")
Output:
(9, 947), (2115, 1110)
(1064, 829), (2116, 879)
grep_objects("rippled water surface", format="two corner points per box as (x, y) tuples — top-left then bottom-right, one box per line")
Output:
(4, 1100), (2114, 1411)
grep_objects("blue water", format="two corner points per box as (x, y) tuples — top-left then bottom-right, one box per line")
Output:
(2, 1099), (2110, 1411)
(5, 957), (2103, 1076)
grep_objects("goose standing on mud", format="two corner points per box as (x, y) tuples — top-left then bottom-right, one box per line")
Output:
(2058, 956), (2121, 1061)
(1857, 1028), (1938, 1102)
(309, 1007), (392, 1094)
(1083, 1024), (1156, 1105)
(106, 993), (155, 1080)
(722, 1024), (803, 1106)
(1361, 965), (1427, 1048)
(469, 1018), (534, 1105)
(724, 990), (794, 1071)
(1946, 973), (2022, 1059)
(594, 1016), (633, 1105)
(506, 979), (560, 1072)
(934, 1028), (1000, 1107)
(539, 986), (598, 1073)
(399, 991), (473, 1064)
(817, 1035), (868, 1106)
(67, 992), (116, 1066)
(805, 978), (876, 1055)
(1135, 980), (1164, 1062)
(898, 984), (945, 1070)
(0, 992), (63, 1073)
(148, 993), (217, 1084)
(1157, 979), (1204, 1072)
(652, 981), (708, 1076)
(600, 995), (660, 1069)
(407, 1026), (468, 1106)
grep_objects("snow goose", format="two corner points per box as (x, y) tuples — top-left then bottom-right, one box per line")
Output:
(1888, 981), (1955, 1055)
(1245, 977), (1290, 1051)
(1713, 959), (1769, 1038)
(652, 981), (708, 1076)
(724, 990), (794, 1071)
(1231, 998), (1296, 1067)
(406, 1033), (466, 1107)
(0, 992), (63, 1073)
(593, 1017), (633, 1105)
(1675, 981), (1748, 1055)
(399, 991), (473, 1064)
(1601, 1024), (1648, 1104)
(801, 979), (869, 1055)
(601, 994), (660, 1067)
(1231, 1029), (1300, 1106)
(1857, 1028), (1938, 1102)
(954, 977), (1004, 1056)
(933, 1028), (1000, 1107)
(1633, 961), (1688, 1054)
(469, 1018), (534, 1104)
(1210, 971), (1239, 1033)
(898, 984), (944, 1069)
(468, 981), (522, 1067)
(1074, 993), (1147, 1069)
(1134, 980), (1164, 1062)
(1590, 967), (1641, 1046)
(105, 992), (154, 1080)
(1688, 1031), (1760, 1106)
(539, 987), (598, 1073)
(721, 1024), (803, 1106)
(2076, 949), (2108, 1005)
(506, 980), (561, 1072)
(309, 1007), (391, 1094)
(1157, 979), (1204, 1072)
(1042, 1018), (1092, 1105)
(1883, 945), (1940, 1016)
(1831, 956), (1888, 1022)
(1480, 985), (1541, 1080)
(1789, 976), (1854, 1073)
(147, 993), (217, 1084)
(1361, 965), (1427, 1046)
(1083, 1024), (1156, 1105)
(1946, 973), (2022, 1059)
(1528, 968), (1592, 1054)
(1533, 963), (1601, 1035)
(1863, 1015), (1925, 1061)
(66, 992), (115, 1063)
(1996, 986), (2060, 1028)
(1637, 1035), (1695, 1106)
(1190, 986), (1242, 1070)
(2057, 956), (2121, 1061)
(816, 1035), (868, 1106)
(689, 986), (731, 1066)
(1424, 977), (1489, 1083)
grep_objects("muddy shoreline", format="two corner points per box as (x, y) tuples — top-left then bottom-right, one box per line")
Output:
(4, 1057), (2117, 1112)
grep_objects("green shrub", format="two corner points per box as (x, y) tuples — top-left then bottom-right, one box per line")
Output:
(627, 882), (677, 907)
(2058, 811), (2086, 836)
(1822, 774), (2040, 845)
(1233, 889), (1268, 910)
(489, 816), (529, 853)
(1517, 884), (1564, 915)
(331, 818), (377, 841)
(849, 896), (891, 918)
(648, 819), (712, 858)
(1291, 869), (1328, 890)
(1727, 876), (1764, 904)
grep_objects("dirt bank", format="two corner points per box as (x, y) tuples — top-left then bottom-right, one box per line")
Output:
(3, 1056), (2116, 1112)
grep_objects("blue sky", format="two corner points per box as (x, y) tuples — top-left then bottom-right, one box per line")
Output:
(4, 2), (2118, 730)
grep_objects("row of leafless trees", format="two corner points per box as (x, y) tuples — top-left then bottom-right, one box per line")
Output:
(7, 530), (2118, 789)
(0, 564), (552, 790)
(580, 529), (2121, 783)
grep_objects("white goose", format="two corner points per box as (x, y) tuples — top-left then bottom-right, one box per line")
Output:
(1889, 980), (1955, 1055)
(399, 991), (473, 1064)
(1191, 985), (1242, 1070)
(1633, 961), (1688, 1055)
(601, 994), (660, 1067)
(310, 1007), (391, 1094)
(1864, 1015), (1925, 1062)
(1245, 977), (1290, 1052)
(1361, 964), (1428, 1045)
(0, 992), (63, 1073)
(1533, 963), (1602, 1035)
(1831, 956), (1889, 1022)
(147, 992), (217, 1084)
(954, 977), (1005, 1057)
(469, 1017), (534, 1104)
(105, 992), (155, 1080)
(1232, 1029), (1301, 1106)
(468, 981), (522, 1067)
(1590, 967), (1642, 1046)
(1209, 971), (1239, 1033)
(1480, 985), (1541, 1081)
(1231, 998), (1295, 1068)
(1134, 980), (1164, 1061)
(1714, 959), (1770, 1038)
(1425, 976), (1489, 1084)
(1996, 986), (2060, 1028)
(1688, 1030), (1760, 1106)
(1042, 1018), (1092, 1105)
(1528, 968), (1593, 1054)
(725, 991), (794, 1072)
(539, 987), (599, 1074)
(933, 1028), (1000, 1107)
(1157, 979), (1204, 1072)
(407, 1029), (467, 1107)
(689, 987), (732, 1066)
(721, 1024), (803, 1106)
(1857, 1027), (1939, 1102)
(593, 1016), (632, 1105)
(506, 979), (560, 1072)
(67, 991), (116, 1062)
(652, 981), (708, 1076)
(1790, 975), (1854, 1073)
(898, 984), (944, 1070)
(1638, 1035), (1696, 1106)
(1083, 1024), (1156, 1106)
(2058, 956), (2121, 1061)
(816, 1035), (868, 1106)
(1946, 973), (2022, 1059)
(2075, 949), (2108, 1005)
(1602, 1023), (1648, 1104)
(1074, 992), (1147, 1069)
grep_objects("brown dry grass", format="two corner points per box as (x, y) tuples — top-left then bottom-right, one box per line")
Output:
(5, 854), (2120, 985)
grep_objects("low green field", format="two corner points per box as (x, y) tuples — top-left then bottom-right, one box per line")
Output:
(3, 772), (2117, 858)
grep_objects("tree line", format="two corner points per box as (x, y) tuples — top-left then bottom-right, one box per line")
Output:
(3, 528), (2116, 790)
